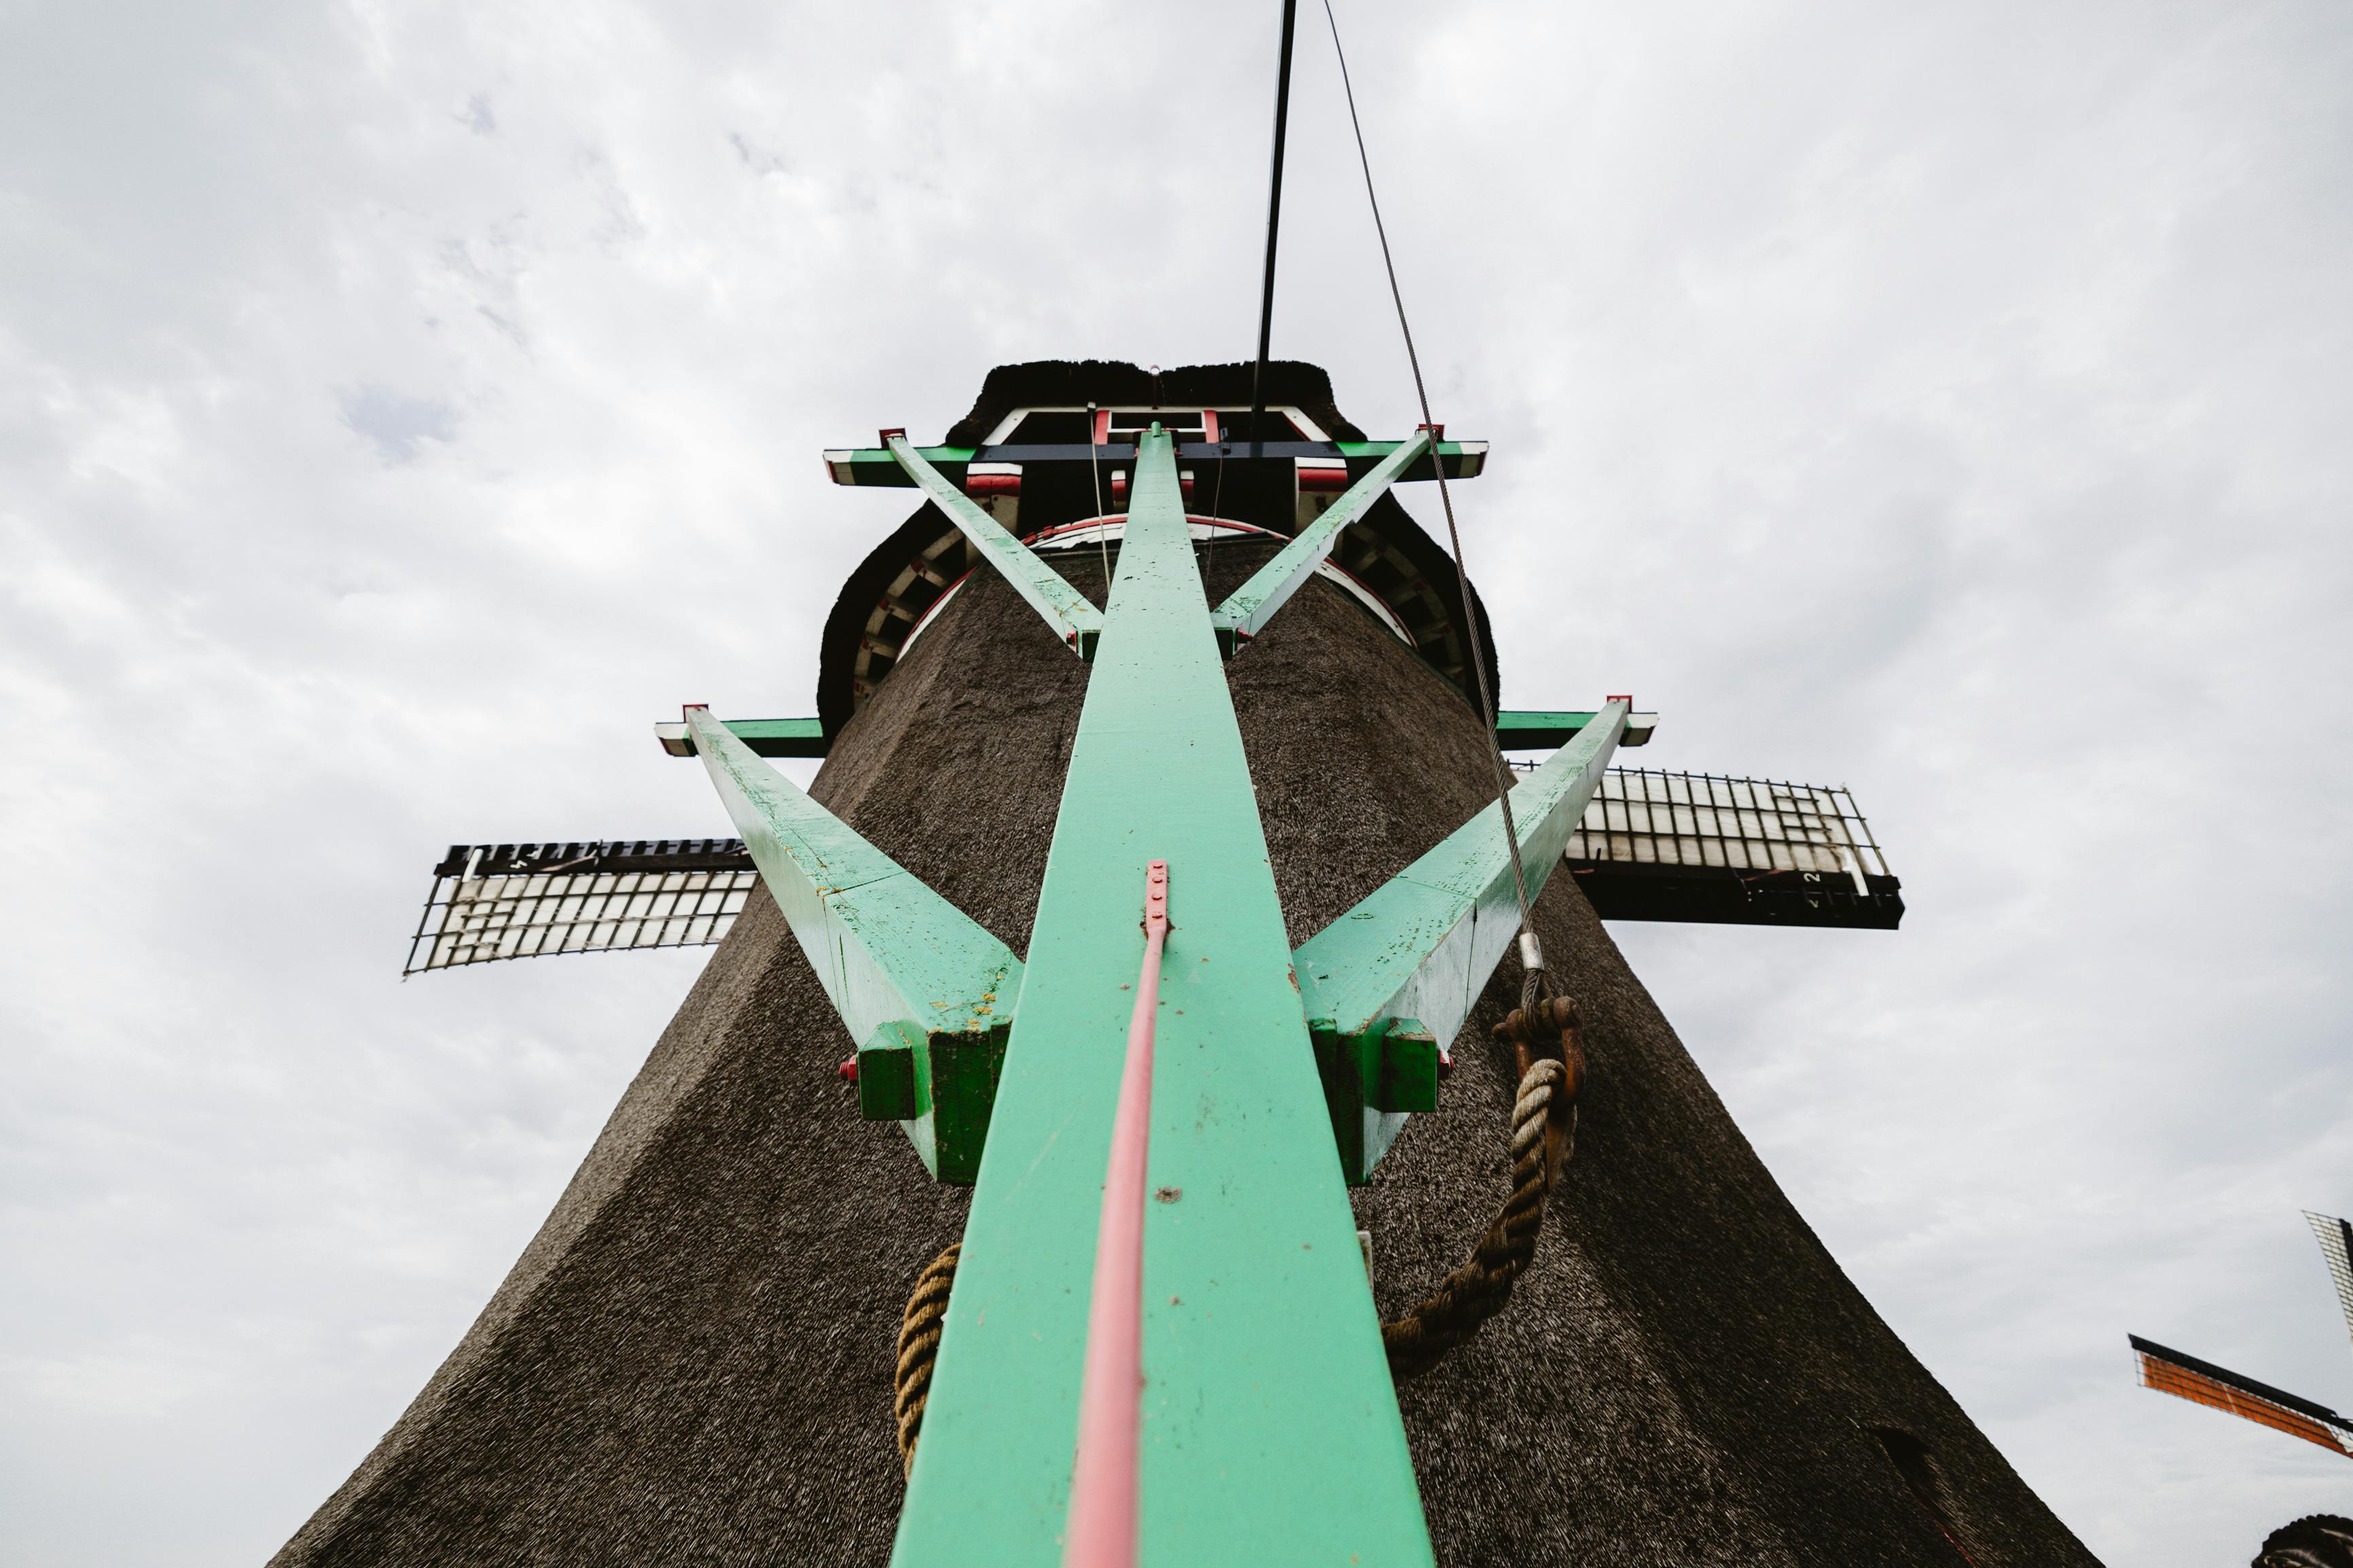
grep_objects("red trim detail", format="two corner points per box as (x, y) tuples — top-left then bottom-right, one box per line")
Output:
(1020, 517), (1279, 547)
(879, 426), (907, 445)
(1093, 407), (1112, 446)
(964, 473), (1022, 498)
(1201, 409), (1221, 443)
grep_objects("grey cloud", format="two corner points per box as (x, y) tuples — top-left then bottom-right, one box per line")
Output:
(339, 386), (458, 465)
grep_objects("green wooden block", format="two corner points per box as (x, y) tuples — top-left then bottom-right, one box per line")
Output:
(922, 1027), (1009, 1185)
(857, 1021), (922, 1120)
(1309, 1021), (1374, 1185)
(1373, 1019), (1439, 1114)
(1312, 1017), (1442, 1184)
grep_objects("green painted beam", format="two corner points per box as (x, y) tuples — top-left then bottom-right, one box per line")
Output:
(653, 716), (827, 758)
(893, 431), (1432, 1567)
(1211, 429), (1433, 646)
(653, 710), (1648, 762)
(1292, 699), (1630, 1179)
(1493, 710), (1599, 748)
(684, 706), (1019, 1182)
(887, 435), (1102, 657)
(1496, 708), (1659, 748)
(821, 437), (1486, 488)
(827, 443), (978, 486)
(1331, 439), (1486, 479)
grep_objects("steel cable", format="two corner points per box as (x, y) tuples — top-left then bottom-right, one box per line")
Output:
(1319, 0), (1542, 973)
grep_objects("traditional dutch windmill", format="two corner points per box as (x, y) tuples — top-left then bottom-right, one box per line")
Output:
(274, 359), (2096, 1566)
(273, 12), (2102, 1567)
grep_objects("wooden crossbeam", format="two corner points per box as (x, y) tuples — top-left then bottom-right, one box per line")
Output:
(1210, 428), (1431, 646)
(1292, 699), (1630, 1180)
(886, 433), (1103, 657)
(683, 706), (1020, 1182)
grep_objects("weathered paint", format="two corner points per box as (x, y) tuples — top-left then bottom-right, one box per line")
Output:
(1294, 701), (1628, 1176)
(685, 706), (1020, 1180)
(891, 431), (1433, 1568)
(887, 435), (1104, 657)
(1211, 429), (1431, 644)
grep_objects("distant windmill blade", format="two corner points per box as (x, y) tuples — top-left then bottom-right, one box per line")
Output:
(2130, 1335), (2353, 1457)
(404, 839), (757, 974)
(2306, 1212), (2353, 1355)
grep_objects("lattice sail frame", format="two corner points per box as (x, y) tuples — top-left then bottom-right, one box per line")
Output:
(2307, 1211), (2353, 1354)
(405, 840), (755, 975)
(1569, 769), (1888, 886)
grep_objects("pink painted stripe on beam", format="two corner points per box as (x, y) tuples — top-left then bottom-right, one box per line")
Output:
(1063, 860), (1169, 1568)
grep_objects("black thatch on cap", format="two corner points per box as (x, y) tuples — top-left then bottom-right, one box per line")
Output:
(2257, 1516), (2353, 1568)
(812, 361), (1499, 739)
(276, 542), (2100, 1567)
(937, 358), (1366, 445)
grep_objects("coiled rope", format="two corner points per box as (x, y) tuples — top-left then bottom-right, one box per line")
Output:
(893, 1242), (960, 1476)
(1380, 980), (1585, 1379)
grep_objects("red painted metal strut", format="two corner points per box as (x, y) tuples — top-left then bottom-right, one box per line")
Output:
(1064, 860), (1170, 1568)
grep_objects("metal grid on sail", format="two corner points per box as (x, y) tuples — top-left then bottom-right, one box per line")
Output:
(2130, 1335), (2353, 1457)
(1541, 768), (1903, 930)
(406, 840), (757, 975)
(2307, 1211), (2353, 1355)
(1568, 770), (1890, 887)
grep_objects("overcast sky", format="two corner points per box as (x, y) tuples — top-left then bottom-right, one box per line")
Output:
(3, 1), (2349, 1563)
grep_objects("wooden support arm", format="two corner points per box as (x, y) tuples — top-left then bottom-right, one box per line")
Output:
(1292, 698), (1631, 1180)
(886, 433), (1103, 659)
(684, 706), (1021, 1182)
(1210, 428), (1432, 649)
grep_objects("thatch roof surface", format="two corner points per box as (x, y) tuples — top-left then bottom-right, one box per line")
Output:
(276, 498), (2096, 1568)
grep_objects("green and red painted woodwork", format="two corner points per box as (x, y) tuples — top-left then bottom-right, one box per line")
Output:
(890, 428), (1431, 1565)
(682, 421), (1632, 1565)
(683, 705), (1016, 1184)
(653, 710), (1647, 759)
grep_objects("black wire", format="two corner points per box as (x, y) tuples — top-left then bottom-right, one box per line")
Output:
(1320, 0), (1539, 954)
(1248, 0), (1301, 448)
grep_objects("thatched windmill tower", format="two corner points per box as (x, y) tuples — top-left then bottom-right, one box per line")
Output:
(276, 361), (2099, 1568)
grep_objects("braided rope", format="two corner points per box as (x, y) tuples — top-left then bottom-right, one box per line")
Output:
(1380, 992), (1585, 1381)
(893, 1242), (960, 1476)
